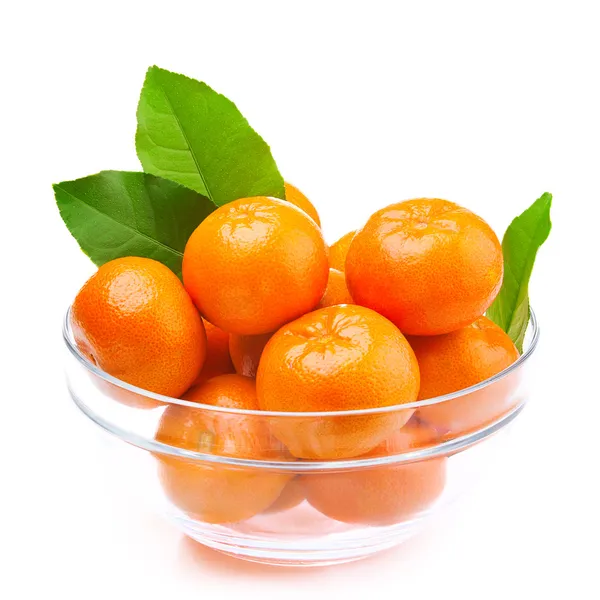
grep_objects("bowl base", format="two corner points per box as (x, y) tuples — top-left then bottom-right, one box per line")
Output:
(171, 503), (428, 567)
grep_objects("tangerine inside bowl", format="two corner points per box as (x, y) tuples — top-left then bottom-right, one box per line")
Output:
(63, 306), (539, 567)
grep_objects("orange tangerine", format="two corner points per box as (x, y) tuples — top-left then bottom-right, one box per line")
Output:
(72, 257), (206, 408)
(346, 199), (503, 335)
(302, 420), (447, 525)
(155, 375), (291, 524)
(256, 305), (419, 459)
(329, 230), (356, 271)
(193, 320), (234, 385)
(285, 182), (321, 226)
(183, 197), (328, 335)
(317, 268), (353, 308)
(229, 332), (273, 379)
(411, 316), (520, 437)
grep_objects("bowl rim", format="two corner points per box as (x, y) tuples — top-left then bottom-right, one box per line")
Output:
(70, 388), (525, 471)
(63, 305), (539, 417)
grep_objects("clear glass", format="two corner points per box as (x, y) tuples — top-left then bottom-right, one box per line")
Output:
(63, 307), (539, 567)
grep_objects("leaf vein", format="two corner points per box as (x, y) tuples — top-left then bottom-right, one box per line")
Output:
(55, 185), (183, 259)
(155, 80), (214, 203)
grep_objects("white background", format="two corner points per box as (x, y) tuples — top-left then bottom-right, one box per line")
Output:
(2, 1), (600, 598)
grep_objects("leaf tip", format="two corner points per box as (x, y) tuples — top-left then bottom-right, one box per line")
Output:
(145, 64), (160, 77)
(52, 181), (67, 204)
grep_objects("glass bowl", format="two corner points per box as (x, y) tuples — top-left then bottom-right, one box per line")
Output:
(63, 307), (539, 567)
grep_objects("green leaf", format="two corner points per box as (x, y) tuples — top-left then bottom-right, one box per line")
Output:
(487, 192), (552, 352)
(54, 171), (216, 277)
(136, 66), (285, 206)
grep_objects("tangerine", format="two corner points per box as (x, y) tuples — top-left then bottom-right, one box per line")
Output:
(229, 332), (273, 378)
(256, 305), (419, 459)
(285, 182), (321, 226)
(155, 374), (291, 524)
(411, 316), (520, 437)
(194, 320), (234, 385)
(71, 257), (206, 404)
(317, 268), (353, 308)
(182, 197), (329, 335)
(329, 230), (356, 271)
(302, 420), (447, 526)
(345, 199), (503, 335)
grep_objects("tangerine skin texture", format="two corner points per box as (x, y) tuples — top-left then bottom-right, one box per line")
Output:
(182, 197), (329, 335)
(229, 332), (273, 378)
(256, 305), (419, 459)
(193, 320), (234, 385)
(302, 420), (447, 526)
(317, 268), (353, 308)
(345, 199), (503, 335)
(71, 257), (206, 400)
(284, 182), (321, 226)
(412, 316), (520, 437)
(328, 230), (356, 271)
(155, 375), (291, 524)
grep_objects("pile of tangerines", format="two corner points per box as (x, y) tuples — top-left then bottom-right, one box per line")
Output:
(71, 184), (519, 526)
